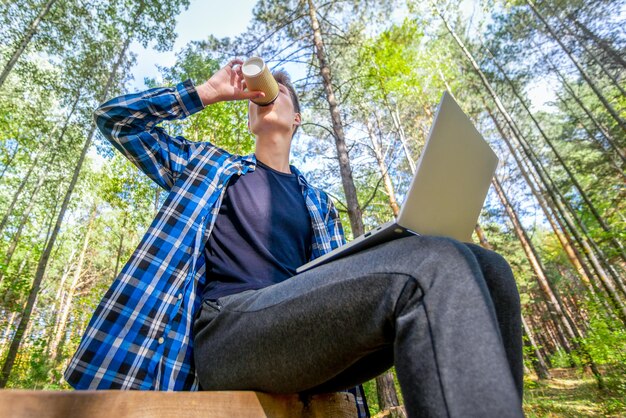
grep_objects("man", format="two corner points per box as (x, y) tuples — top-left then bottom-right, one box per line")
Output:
(65, 59), (524, 417)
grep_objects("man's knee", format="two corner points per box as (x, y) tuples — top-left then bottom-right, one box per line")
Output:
(386, 237), (520, 311)
(386, 234), (468, 263)
(465, 243), (520, 313)
(381, 235), (482, 287)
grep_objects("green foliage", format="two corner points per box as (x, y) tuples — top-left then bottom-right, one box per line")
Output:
(582, 305), (626, 365)
(147, 41), (256, 154)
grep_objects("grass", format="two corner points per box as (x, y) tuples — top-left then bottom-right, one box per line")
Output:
(363, 366), (626, 417)
(523, 367), (626, 417)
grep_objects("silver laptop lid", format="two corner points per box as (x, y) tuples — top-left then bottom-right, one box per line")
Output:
(397, 92), (498, 242)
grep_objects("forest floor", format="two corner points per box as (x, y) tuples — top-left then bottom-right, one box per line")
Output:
(523, 367), (626, 417)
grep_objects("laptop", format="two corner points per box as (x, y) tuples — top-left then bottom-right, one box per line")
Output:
(296, 92), (499, 274)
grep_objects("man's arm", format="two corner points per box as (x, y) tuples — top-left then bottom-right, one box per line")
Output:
(94, 59), (264, 191)
(94, 80), (205, 190)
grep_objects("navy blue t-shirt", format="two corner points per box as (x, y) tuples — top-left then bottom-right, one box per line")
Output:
(202, 160), (313, 301)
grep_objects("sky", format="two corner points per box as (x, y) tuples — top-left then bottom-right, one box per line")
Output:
(128, 0), (258, 91)
(128, 0), (555, 111)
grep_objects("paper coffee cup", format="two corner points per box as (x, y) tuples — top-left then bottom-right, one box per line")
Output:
(242, 57), (279, 106)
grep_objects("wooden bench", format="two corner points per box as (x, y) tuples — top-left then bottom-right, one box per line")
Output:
(0, 390), (357, 418)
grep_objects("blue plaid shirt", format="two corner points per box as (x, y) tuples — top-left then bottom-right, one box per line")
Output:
(64, 80), (368, 416)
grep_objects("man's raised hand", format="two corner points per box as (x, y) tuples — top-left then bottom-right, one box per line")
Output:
(197, 59), (265, 106)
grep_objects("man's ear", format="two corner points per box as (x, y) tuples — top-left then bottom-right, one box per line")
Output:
(294, 112), (301, 126)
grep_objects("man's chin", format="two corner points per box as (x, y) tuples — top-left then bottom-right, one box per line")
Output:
(251, 122), (292, 138)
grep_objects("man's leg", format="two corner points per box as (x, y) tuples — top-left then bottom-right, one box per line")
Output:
(304, 242), (524, 400)
(465, 243), (524, 399)
(193, 235), (523, 417)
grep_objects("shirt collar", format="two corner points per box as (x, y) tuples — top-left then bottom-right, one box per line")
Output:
(289, 164), (311, 188)
(241, 153), (256, 169)
(244, 153), (310, 188)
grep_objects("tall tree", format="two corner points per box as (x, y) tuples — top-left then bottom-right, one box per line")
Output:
(306, 0), (364, 236)
(524, 0), (626, 132)
(0, 0), (59, 88)
(48, 204), (97, 366)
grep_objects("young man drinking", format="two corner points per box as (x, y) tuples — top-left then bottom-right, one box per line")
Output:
(65, 59), (524, 417)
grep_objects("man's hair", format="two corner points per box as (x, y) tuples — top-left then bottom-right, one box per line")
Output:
(273, 70), (301, 137)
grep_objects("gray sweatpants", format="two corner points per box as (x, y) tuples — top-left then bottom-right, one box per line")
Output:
(193, 235), (524, 417)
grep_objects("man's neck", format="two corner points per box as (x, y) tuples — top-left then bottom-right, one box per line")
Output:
(254, 132), (292, 174)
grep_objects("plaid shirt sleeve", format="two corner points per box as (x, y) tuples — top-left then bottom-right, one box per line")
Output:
(93, 79), (205, 190)
(325, 195), (347, 249)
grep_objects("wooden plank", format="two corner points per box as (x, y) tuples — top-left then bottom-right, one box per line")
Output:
(0, 390), (356, 418)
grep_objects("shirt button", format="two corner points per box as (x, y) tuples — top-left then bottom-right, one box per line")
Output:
(217, 183), (223, 189)
(178, 293), (183, 300)
(158, 337), (165, 344)
(237, 170), (242, 176)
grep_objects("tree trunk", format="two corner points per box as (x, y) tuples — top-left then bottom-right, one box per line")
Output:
(491, 176), (569, 343)
(46, 250), (76, 356)
(560, 274), (592, 330)
(521, 315), (551, 380)
(390, 104), (416, 174)
(154, 187), (161, 217)
(437, 66), (456, 99)
(373, 73), (417, 174)
(530, 302), (558, 359)
(472, 41), (624, 294)
(307, 0), (363, 237)
(113, 216), (128, 280)
(510, 114), (626, 301)
(436, 10), (604, 383)
(49, 205), (97, 365)
(442, 12), (618, 299)
(566, 12), (626, 69)
(473, 224), (552, 379)
(366, 116), (400, 217)
(525, 0), (626, 132)
(0, 151), (41, 238)
(554, 91), (626, 178)
(569, 34), (625, 98)
(527, 306), (553, 367)
(474, 225), (555, 378)
(0, 122), (99, 387)
(474, 224), (492, 249)
(545, 55), (621, 159)
(533, 40), (626, 166)
(376, 370), (406, 418)
(0, 143), (20, 183)
(474, 31), (626, 314)
(0, 0), (59, 88)
(0, 176), (44, 286)
(0, 311), (19, 347)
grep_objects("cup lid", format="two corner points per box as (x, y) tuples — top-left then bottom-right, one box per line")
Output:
(242, 57), (265, 77)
